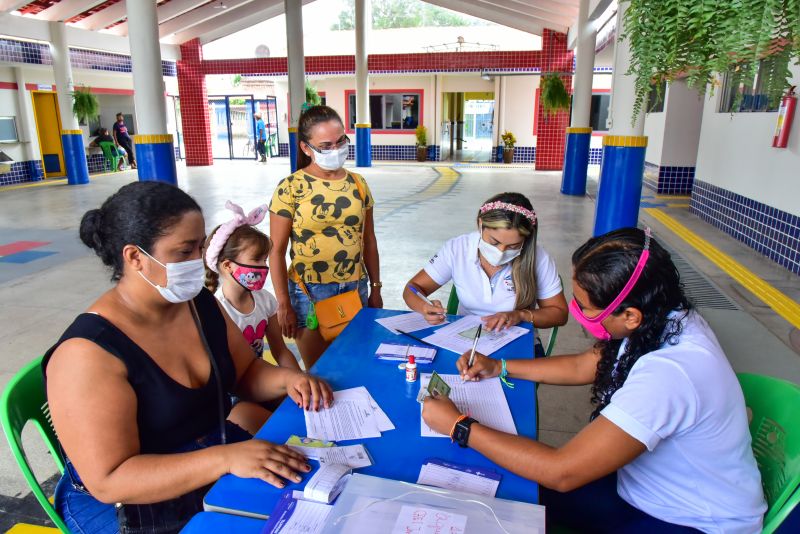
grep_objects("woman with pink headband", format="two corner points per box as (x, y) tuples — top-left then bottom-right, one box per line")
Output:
(402, 191), (567, 357)
(422, 228), (765, 532)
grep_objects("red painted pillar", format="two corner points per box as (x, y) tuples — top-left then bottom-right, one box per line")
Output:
(177, 39), (213, 166)
(534, 30), (574, 171)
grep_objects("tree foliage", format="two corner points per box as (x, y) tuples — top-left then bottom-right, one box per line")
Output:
(622, 0), (800, 122)
(332, 0), (479, 30)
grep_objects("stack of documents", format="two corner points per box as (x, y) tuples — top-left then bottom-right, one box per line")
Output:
(374, 343), (436, 364)
(287, 442), (373, 469)
(417, 458), (501, 497)
(304, 386), (394, 441)
(419, 374), (517, 437)
(375, 312), (447, 334)
(422, 315), (527, 355)
(262, 491), (334, 534)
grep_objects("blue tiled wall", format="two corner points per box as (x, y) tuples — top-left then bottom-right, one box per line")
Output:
(0, 37), (177, 76)
(494, 146), (536, 163)
(644, 161), (695, 194)
(0, 160), (43, 186)
(691, 180), (800, 275)
(589, 147), (602, 165)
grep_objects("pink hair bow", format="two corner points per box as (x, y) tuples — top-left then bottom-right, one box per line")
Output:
(205, 201), (268, 273)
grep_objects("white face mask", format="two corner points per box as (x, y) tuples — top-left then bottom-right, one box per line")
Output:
(313, 144), (348, 171)
(478, 237), (521, 267)
(137, 247), (205, 304)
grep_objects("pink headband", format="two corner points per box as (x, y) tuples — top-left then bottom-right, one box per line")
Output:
(205, 201), (268, 273)
(579, 228), (653, 325)
(479, 201), (537, 224)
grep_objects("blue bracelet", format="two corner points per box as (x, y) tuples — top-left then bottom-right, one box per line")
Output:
(499, 358), (515, 389)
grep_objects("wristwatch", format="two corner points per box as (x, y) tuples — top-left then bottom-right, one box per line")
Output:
(452, 417), (478, 448)
(370, 281), (383, 289)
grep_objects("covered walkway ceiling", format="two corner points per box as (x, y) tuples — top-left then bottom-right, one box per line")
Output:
(0, 0), (607, 46)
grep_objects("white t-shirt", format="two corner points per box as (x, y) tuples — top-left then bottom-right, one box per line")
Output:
(601, 311), (766, 533)
(216, 286), (278, 357)
(423, 231), (562, 317)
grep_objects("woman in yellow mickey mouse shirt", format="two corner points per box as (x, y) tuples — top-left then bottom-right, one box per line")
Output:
(269, 106), (382, 368)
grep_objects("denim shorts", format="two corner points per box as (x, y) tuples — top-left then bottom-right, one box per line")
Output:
(289, 278), (368, 328)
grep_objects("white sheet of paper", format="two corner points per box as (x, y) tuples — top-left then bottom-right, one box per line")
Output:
(305, 389), (381, 441)
(375, 343), (436, 363)
(390, 505), (468, 534)
(419, 374), (517, 437)
(421, 315), (527, 356)
(318, 444), (373, 468)
(304, 463), (351, 503)
(416, 463), (500, 497)
(375, 312), (447, 335)
(341, 386), (395, 432)
(278, 499), (333, 534)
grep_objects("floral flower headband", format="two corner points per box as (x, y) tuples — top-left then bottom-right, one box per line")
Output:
(479, 201), (537, 224)
(205, 201), (267, 273)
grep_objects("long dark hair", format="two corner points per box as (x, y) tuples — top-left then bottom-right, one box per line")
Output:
(79, 182), (202, 281)
(203, 225), (271, 293)
(296, 105), (344, 170)
(478, 192), (538, 310)
(572, 228), (692, 419)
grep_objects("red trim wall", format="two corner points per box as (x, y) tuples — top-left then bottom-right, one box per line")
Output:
(343, 89), (424, 134)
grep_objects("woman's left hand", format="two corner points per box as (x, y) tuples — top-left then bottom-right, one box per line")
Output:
(368, 290), (383, 309)
(286, 373), (333, 412)
(482, 311), (521, 332)
(422, 394), (463, 436)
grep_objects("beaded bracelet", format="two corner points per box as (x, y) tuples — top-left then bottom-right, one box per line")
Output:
(500, 358), (515, 389)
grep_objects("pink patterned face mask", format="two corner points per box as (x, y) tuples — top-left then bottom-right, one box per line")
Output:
(570, 230), (652, 341)
(231, 262), (268, 291)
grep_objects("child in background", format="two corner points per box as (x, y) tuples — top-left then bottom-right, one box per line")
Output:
(205, 201), (301, 372)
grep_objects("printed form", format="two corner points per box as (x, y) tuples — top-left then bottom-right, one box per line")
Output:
(422, 315), (527, 355)
(375, 312), (447, 334)
(304, 387), (393, 441)
(419, 374), (517, 437)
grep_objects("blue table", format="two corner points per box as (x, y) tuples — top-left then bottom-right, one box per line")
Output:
(204, 308), (538, 518)
(180, 512), (264, 533)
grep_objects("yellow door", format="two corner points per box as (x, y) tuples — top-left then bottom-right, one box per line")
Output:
(31, 91), (65, 178)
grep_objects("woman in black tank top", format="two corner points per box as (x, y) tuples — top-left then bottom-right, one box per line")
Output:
(44, 182), (333, 534)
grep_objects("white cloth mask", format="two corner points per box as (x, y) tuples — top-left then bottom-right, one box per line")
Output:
(137, 247), (205, 303)
(478, 238), (521, 266)
(313, 144), (349, 171)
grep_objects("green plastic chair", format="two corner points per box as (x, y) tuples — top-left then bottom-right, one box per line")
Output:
(738, 373), (800, 534)
(446, 279), (561, 357)
(98, 141), (120, 172)
(1, 357), (69, 532)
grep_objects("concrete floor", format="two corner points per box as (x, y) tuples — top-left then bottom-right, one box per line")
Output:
(1, 159), (798, 529)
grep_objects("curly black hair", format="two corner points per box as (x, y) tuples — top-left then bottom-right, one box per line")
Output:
(572, 228), (692, 419)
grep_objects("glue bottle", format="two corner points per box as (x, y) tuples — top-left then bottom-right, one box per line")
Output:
(405, 355), (418, 382)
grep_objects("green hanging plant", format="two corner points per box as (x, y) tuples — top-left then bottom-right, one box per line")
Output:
(71, 86), (100, 125)
(622, 0), (800, 123)
(540, 74), (571, 116)
(305, 80), (322, 106)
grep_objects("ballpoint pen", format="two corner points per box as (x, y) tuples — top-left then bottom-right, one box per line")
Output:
(467, 324), (482, 369)
(407, 285), (446, 316)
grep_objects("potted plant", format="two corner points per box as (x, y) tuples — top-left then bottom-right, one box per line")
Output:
(72, 86), (100, 125)
(540, 74), (571, 117)
(501, 130), (516, 164)
(415, 125), (428, 162)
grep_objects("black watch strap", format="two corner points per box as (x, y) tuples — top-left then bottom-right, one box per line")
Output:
(453, 417), (478, 448)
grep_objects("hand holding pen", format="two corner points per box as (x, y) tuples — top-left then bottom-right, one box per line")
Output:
(407, 285), (447, 325)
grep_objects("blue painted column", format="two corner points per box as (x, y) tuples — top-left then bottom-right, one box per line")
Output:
(561, 127), (592, 195)
(133, 134), (178, 184)
(289, 127), (299, 172)
(61, 130), (90, 185)
(355, 123), (372, 167)
(594, 135), (648, 236)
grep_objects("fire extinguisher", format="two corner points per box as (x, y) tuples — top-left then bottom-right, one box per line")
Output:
(772, 86), (796, 148)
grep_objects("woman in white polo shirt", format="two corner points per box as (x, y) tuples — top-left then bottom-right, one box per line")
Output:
(422, 228), (766, 532)
(403, 192), (567, 356)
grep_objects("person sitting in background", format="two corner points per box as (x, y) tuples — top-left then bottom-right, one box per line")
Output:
(90, 128), (123, 171)
(422, 227), (766, 533)
(45, 181), (332, 534)
(403, 192), (567, 357)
